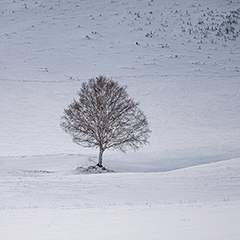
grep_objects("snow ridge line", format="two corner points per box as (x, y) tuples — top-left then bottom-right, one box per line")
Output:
(1, 73), (239, 84)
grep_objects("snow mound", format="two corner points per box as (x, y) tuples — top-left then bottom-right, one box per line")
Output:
(72, 165), (115, 174)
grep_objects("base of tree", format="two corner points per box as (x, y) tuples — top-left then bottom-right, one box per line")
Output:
(96, 163), (103, 168)
(72, 165), (114, 174)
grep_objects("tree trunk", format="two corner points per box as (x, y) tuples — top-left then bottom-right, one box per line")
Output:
(97, 147), (104, 167)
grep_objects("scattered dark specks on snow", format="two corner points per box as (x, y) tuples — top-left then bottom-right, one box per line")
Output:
(72, 166), (115, 174)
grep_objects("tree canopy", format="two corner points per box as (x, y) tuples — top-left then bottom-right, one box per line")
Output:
(60, 75), (151, 167)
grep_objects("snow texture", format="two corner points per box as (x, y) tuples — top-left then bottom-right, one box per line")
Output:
(0, 0), (240, 239)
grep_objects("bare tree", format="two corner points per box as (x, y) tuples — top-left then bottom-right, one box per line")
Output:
(60, 75), (151, 167)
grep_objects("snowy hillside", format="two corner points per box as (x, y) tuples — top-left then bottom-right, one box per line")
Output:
(0, 0), (240, 239)
(1, 156), (240, 239)
(1, 0), (240, 170)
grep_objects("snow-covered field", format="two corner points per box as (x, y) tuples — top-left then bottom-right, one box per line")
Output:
(1, 156), (240, 239)
(1, 0), (240, 239)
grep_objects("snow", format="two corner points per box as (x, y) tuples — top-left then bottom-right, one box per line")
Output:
(1, 156), (240, 239)
(0, 0), (240, 239)
(1, 203), (240, 240)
